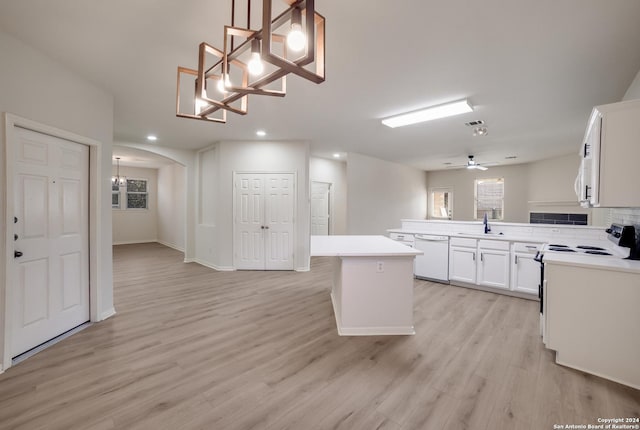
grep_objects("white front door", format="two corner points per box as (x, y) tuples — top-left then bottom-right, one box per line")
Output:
(235, 173), (295, 270)
(310, 181), (330, 236)
(12, 127), (90, 357)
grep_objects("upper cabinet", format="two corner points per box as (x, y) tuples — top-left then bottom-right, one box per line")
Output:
(576, 99), (640, 208)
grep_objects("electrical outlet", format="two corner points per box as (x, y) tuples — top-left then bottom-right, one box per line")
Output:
(376, 261), (384, 273)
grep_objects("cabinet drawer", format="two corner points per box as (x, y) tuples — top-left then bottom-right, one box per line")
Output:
(513, 242), (542, 253)
(389, 232), (414, 243)
(478, 239), (510, 251)
(450, 237), (477, 248)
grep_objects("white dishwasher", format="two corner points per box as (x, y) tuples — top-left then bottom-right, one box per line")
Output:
(414, 234), (449, 283)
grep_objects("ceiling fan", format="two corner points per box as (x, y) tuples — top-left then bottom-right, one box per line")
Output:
(447, 155), (496, 171)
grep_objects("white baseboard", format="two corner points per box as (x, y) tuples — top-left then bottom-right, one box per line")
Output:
(112, 239), (157, 246)
(157, 240), (185, 253)
(183, 258), (195, 263)
(295, 266), (310, 272)
(99, 307), (116, 321)
(194, 259), (236, 272)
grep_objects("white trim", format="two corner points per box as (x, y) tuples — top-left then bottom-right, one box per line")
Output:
(194, 258), (236, 272)
(157, 240), (185, 253)
(113, 239), (158, 246)
(2, 113), (108, 371)
(294, 266), (310, 272)
(330, 293), (415, 336)
(100, 307), (117, 320)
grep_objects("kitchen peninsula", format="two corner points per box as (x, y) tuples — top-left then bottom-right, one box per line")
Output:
(310, 235), (423, 336)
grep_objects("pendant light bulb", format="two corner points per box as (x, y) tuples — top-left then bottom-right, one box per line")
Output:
(217, 72), (231, 93)
(195, 97), (209, 115)
(247, 39), (264, 76)
(287, 8), (306, 52)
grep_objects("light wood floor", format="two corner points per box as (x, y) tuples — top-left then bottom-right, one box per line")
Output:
(0, 243), (638, 430)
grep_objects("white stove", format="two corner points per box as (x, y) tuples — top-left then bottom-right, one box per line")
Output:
(541, 242), (627, 258)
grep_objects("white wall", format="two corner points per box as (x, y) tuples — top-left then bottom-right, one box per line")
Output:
(347, 153), (427, 235)
(309, 157), (347, 235)
(195, 141), (310, 271)
(113, 143), (196, 261)
(0, 30), (114, 369)
(426, 164), (529, 223)
(623, 69), (640, 101)
(157, 163), (186, 251)
(112, 166), (158, 245)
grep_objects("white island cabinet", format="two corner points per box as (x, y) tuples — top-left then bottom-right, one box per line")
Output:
(544, 257), (640, 389)
(311, 235), (422, 336)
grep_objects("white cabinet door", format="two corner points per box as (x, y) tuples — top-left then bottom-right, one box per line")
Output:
(512, 252), (539, 295)
(234, 173), (295, 270)
(12, 127), (90, 357)
(449, 246), (476, 284)
(477, 249), (510, 289)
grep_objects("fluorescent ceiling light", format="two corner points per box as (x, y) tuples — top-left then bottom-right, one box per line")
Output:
(382, 99), (473, 128)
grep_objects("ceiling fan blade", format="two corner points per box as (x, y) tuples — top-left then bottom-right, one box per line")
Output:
(476, 165), (488, 171)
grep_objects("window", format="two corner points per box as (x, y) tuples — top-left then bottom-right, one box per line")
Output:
(112, 182), (120, 209)
(126, 179), (148, 209)
(475, 178), (504, 220)
(430, 188), (452, 219)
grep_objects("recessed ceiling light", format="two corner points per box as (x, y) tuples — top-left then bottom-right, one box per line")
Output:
(147, 135), (157, 141)
(256, 130), (266, 137)
(381, 99), (473, 128)
(473, 126), (488, 136)
(333, 153), (341, 158)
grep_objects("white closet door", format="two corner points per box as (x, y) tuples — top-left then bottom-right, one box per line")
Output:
(235, 174), (266, 270)
(12, 127), (90, 357)
(264, 174), (295, 270)
(310, 181), (330, 236)
(234, 173), (295, 270)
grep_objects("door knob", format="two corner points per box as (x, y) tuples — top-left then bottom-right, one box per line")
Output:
(14, 251), (23, 258)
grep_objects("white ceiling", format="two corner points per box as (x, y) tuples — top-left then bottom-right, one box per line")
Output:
(112, 146), (175, 169)
(1, 0), (639, 171)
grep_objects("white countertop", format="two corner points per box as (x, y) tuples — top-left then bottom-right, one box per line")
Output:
(389, 229), (547, 244)
(543, 253), (640, 274)
(311, 235), (423, 257)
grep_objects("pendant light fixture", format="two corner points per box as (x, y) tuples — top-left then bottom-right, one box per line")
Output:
(112, 157), (126, 186)
(176, 0), (325, 124)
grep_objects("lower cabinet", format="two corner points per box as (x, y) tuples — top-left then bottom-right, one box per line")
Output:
(449, 245), (477, 283)
(511, 252), (540, 295)
(448, 237), (541, 298)
(477, 248), (510, 289)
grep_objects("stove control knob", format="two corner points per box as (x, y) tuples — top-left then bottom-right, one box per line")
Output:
(606, 228), (612, 234)
(614, 232), (621, 238)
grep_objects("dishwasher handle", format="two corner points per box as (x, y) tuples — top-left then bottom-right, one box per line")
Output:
(415, 234), (448, 241)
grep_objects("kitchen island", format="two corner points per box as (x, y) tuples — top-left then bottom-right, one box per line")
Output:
(310, 235), (423, 336)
